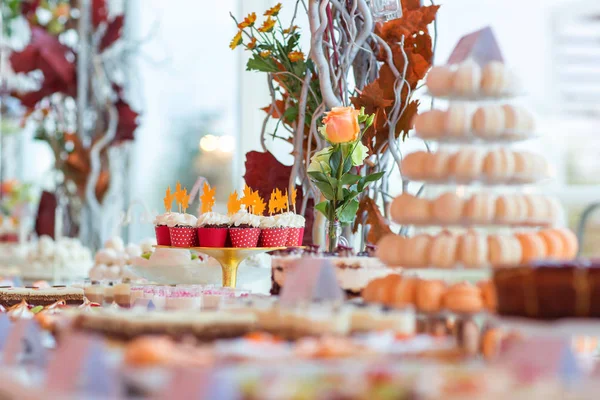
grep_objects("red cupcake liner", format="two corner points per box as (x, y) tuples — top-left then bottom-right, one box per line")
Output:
(260, 228), (289, 247)
(198, 227), (229, 248)
(286, 227), (305, 246)
(169, 227), (198, 248)
(229, 228), (261, 248)
(155, 225), (171, 246)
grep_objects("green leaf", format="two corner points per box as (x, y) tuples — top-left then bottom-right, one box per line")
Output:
(284, 106), (298, 122)
(329, 149), (342, 176)
(358, 171), (386, 192)
(315, 201), (332, 218)
(337, 199), (360, 224)
(314, 181), (335, 201)
(308, 171), (329, 184)
(340, 174), (361, 187)
(246, 54), (278, 73)
(31, 306), (44, 314)
(364, 113), (375, 129)
(342, 155), (353, 174)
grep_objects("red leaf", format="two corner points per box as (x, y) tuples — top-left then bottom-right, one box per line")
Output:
(100, 15), (124, 52)
(20, 0), (40, 18)
(114, 98), (139, 142)
(260, 100), (287, 119)
(92, 0), (108, 27)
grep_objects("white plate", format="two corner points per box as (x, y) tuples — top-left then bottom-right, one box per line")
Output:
(493, 316), (600, 337)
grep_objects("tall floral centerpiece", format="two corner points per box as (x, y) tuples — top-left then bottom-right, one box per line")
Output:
(308, 107), (383, 251)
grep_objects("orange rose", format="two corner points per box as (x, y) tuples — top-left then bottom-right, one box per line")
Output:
(321, 107), (361, 144)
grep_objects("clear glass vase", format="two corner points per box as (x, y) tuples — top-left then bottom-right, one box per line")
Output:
(326, 219), (342, 253)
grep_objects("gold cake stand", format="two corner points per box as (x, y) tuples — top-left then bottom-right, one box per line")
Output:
(155, 246), (287, 288)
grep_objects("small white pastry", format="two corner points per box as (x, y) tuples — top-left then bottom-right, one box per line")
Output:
(89, 265), (105, 281)
(444, 104), (471, 137)
(106, 265), (122, 280)
(426, 65), (455, 97)
(472, 105), (506, 137)
(481, 61), (508, 96)
(140, 238), (157, 254)
(451, 61), (482, 96)
(126, 243), (142, 258)
(95, 248), (118, 265)
(104, 237), (125, 253)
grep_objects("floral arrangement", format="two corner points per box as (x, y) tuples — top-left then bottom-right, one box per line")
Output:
(4, 0), (140, 241)
(308, 107), (383, 250)
(231, 1), (439, 247)
(0, 180), (34, 216)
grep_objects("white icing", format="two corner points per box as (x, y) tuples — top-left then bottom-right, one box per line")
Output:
(259, 216), (279, 229)
(196, 212), (231, 227)
(153, 212), (172, 226)
(166, 213), (198, 228)
(230, 209), (260, 228)
(277, 212), (305, 228)
(104, 237), (124, 252)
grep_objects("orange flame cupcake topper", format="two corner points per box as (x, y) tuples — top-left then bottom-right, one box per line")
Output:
(290, 188), (297, 213)
(163, 186), (175, 212)
(199, 182), (216, 214)
(254, 196), (266, 216)
(227, 191), (243, 215)
(180, 189), (190, 213)
(174, 182), (186, 213)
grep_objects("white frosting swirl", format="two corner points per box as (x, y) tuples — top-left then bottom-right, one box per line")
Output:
(166, 213), (198, 228)
(197, 212), (231, 227)
(260, 216), (279, 229)
(231, 209), (261, 228)
(274, 212), (305, 228)
(153, 212), (172, 226)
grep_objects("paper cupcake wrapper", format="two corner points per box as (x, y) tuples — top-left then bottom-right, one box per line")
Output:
(198, 227), (229, 248)
(286, 227), (305, 246)
(155, 225), (171, 246)
(260, 228), (289, 247)
(229, 228), (261, 248)
(169, 227), (198, 248)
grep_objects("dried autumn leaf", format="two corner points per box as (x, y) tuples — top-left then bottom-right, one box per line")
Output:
(396, 100), (419, 140)
(351, 81), (393, 113)
(380, 5), (440, 44)
(100, 15), (124, 51)
(260, 99), (287, 119)
(352, 197), (392, 245)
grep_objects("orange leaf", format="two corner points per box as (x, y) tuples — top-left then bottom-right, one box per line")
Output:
(260, 99), (287, 119)
(351, 81), (393, 113)
(396, 100), (419, 140)
(200, 182), (216, 214)
(352, 197), (392, 245)
(380, 5), (439, 44)
(227, 191), (243, 215)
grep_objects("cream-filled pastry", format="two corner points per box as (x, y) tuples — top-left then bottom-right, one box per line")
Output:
(430, 151), (452, 180)
(426, 65), (454, 97)
(488, 234), (522, 266)
(452, 61), (482, 96)
(483, 148), (515, 182)
(376, 234), (405, 266)
(457, 231), (488, 268)
(428, 233), (458, 268)
(401, 151), (432, 180)
(390, 193), (431, 224)
(401, 235), (432, 267)
(444, 104), (471, 136)
(515, 233), (547, 263)
(414, 110), (446, 138)
(502, 105), (532, 133)
(481, 61), (508, 96)
(432, 192), (465, 224)
(464, 193), (495, 223)
(450, 148), (486, 182)
(472, 105), (505, 137)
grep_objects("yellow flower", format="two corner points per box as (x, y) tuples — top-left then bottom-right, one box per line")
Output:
(288, 51), (304, 62)
(260, 50), (271, 58)
(247, 37), (257, 50)
(229, 30), (243, 50)
(258, 17), (276, 33)
(283, 25), (299, 34)
(264, 3), (282, 17)
(238, 12), (256, 29)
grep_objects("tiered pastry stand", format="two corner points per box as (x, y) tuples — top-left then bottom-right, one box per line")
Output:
(388, 77), (549, 281)
(129, 246), (287, 288)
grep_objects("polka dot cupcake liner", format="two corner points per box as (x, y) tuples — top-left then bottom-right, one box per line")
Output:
(155, 225), (171, 246)
(286, 227), (305, 246)
(259, 228), (289, 247)
(229, 228), (261, 248)
(169, 227), (199, 248)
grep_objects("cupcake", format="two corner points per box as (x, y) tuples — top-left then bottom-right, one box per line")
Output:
(167, 213), (198, 248)
(259, 216), (289, 247)
(276, 211), (305, 246)
(155, 187), (176, 245)
(196, 212), (230, 248)
(229, 207), (261, 248)
(154, 212), (172, 246)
